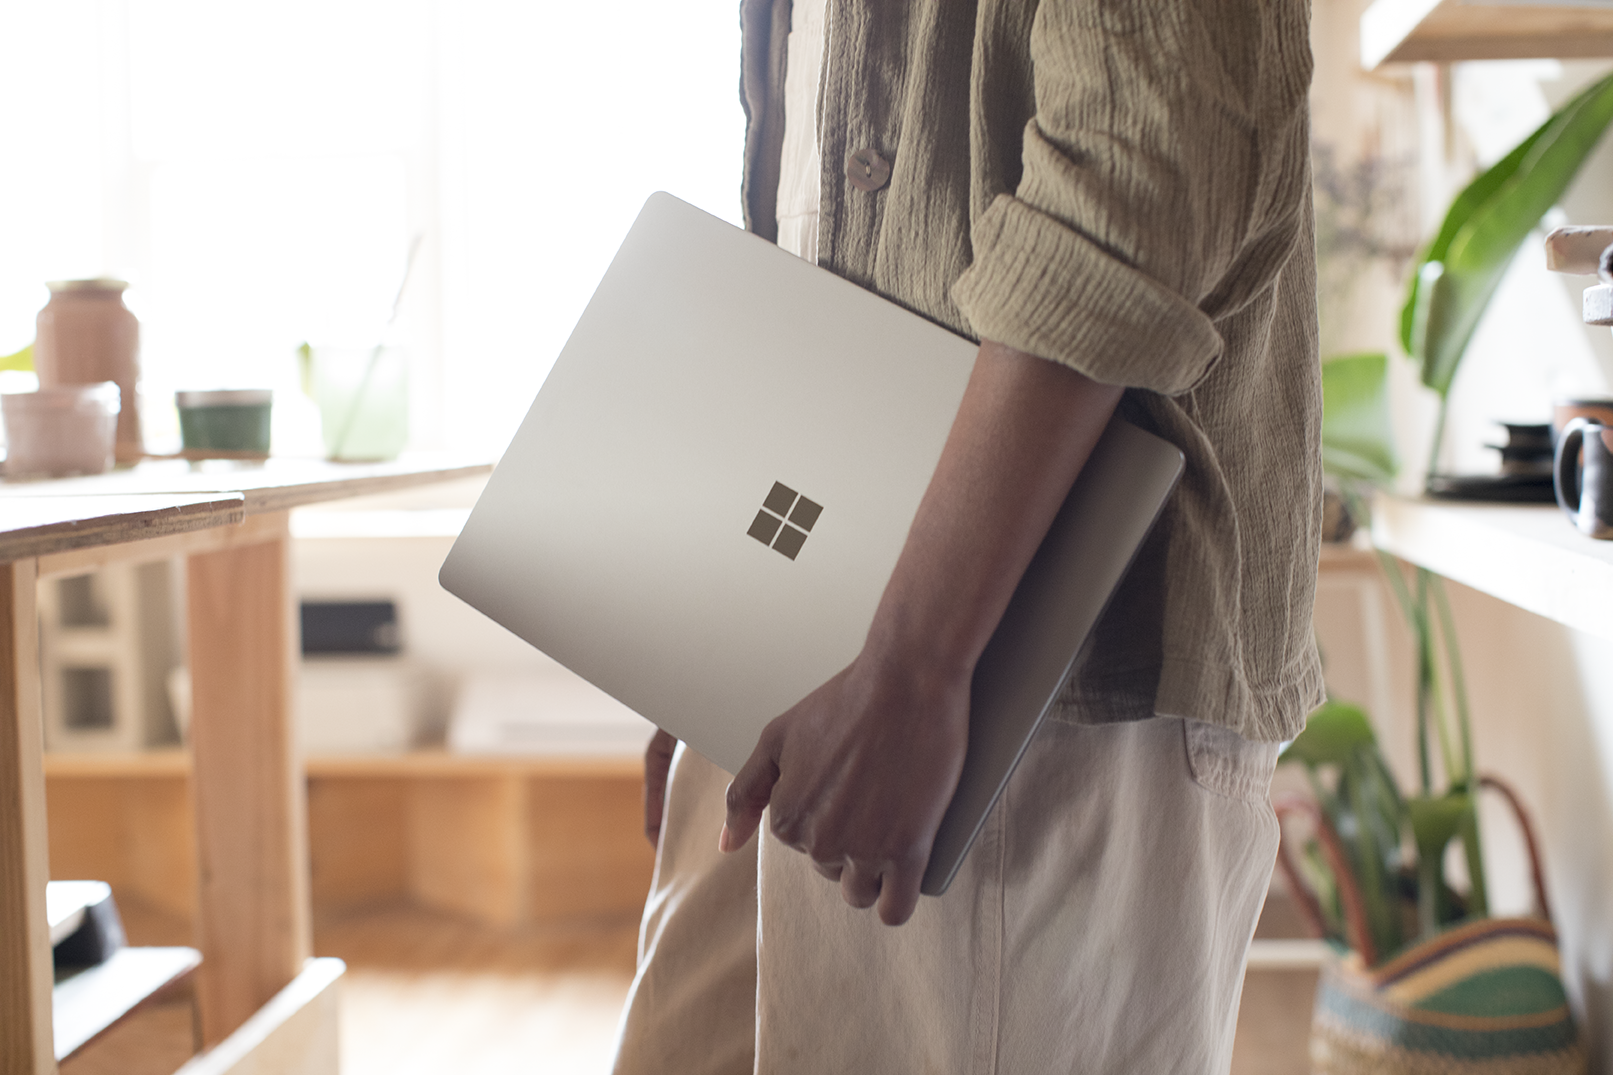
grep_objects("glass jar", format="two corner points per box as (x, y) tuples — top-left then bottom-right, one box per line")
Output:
(309, 344), (408, 461)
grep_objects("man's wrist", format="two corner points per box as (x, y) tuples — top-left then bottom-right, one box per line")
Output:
(860, 605), (979, 701)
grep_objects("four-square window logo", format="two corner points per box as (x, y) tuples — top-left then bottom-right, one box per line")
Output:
(746, 482), (823, 560)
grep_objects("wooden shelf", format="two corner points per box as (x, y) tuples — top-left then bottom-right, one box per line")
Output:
(306, 750), (643, 778)
(43, 748), (643, 780)
(1371, 496), (1613, 642)
(42, 749), (190, 778)
(1320, 536), (1380, 572)
(1362, 0), (1613, 69)
(45, 748), (654, 930)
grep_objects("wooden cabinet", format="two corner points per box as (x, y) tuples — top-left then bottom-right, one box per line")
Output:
(45, 752), (654, 931)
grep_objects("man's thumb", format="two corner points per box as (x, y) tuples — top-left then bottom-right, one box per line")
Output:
(721, 733), (780, 852)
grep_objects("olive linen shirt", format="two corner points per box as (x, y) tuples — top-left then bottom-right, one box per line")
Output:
(739, 0), (1325, 742)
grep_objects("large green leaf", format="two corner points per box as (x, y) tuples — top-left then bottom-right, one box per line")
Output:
(1408, 793), (1467, 868)
(1285, 699), (1409, 962)
(1281, 700), (1377, 768)
(1403, 72), (1613, 397)
(1399, 115), (1559, 354)
(1321, 352), (1398, 484)
(1409, 791), (1472, 934)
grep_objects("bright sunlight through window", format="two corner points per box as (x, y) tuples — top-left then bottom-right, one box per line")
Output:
(0, 1), (746, 457)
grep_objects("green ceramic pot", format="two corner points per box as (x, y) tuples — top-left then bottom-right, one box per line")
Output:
(176, 389), (272, 455)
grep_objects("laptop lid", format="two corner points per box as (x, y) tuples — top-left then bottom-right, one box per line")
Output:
(440, 192), (1182, 897)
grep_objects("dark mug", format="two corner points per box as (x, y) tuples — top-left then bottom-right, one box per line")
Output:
(1554, 417), (1613, 539)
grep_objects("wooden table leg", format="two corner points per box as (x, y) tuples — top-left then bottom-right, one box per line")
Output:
(185, 512), (312, 1045)
(1, 558), (55, 1075)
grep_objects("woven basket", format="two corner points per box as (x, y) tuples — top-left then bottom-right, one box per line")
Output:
(1275, 777), (1585, 1075)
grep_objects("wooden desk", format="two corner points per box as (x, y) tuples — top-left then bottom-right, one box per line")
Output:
(0, 457), (489, 1075)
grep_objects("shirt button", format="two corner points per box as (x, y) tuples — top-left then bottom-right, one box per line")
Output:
(845, 147), (892, 193)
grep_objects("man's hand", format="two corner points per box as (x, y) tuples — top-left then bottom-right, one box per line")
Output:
(721, 339), (1123, 925)
(721, 646), (970, 926)
(644, 729), (678, 845)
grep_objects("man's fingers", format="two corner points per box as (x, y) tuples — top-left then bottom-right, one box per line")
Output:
(840, 862), (883, 910)
(812, 859), (844, 883)
(643, 730), (677, 846)
(876, 865), (923, 926)
(721, 733), (781, 853)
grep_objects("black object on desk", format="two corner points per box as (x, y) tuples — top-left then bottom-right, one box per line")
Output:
(301, 599), (401, 655)
(49, 881), (127, 972)
(1426, 472), (1558, 503)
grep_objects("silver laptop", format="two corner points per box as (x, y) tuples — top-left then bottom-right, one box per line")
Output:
(440, 192), (1183, 895)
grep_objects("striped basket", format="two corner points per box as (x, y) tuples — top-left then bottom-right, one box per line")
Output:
(1310, 917), (1584, 1074)
(1277, 776), (1585, 1075)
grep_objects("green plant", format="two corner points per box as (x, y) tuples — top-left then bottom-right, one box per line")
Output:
(1300, 266), (1486, 964)
(1303, 354), (1488, 961)
(1281, 557), (1484, 966)
(0, 342), (31, 373)
(1295, 73), (1613, 963)
(1322, 352), (1398, 488)
(1281, 700), (1407, 961)
(1401, 70), (1613, 479)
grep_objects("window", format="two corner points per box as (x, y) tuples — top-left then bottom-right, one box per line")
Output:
(1, 1), (745, 457)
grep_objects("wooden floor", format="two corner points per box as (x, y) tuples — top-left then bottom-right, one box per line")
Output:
(121, 898), (640, 1075)
(116, 894), (1314, 1074)
(321, 907), (638, 1075)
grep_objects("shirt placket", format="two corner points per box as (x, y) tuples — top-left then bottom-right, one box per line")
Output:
(817, 0), (899, 290)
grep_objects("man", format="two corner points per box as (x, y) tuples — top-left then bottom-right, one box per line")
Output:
(613, 0), (1321, 1070)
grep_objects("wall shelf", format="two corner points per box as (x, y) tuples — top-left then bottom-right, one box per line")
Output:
(44, 748), (654, 930)
(1371, 496), (1613, 643)
(1362, 0), (1613, 70)
(43, 748), (642, 780)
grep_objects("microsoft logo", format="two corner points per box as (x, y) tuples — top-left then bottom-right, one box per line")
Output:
(746, 481), (823, 560)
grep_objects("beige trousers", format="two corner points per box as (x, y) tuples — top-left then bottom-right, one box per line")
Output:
(611, 716), (1280, 1074)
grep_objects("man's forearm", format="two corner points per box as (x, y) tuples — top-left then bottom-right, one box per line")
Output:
(865, 338), (1123, 684)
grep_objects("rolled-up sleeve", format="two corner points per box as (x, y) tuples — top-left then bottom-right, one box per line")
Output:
(950, 0), (1311, 396)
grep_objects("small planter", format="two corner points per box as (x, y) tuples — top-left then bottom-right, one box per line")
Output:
(176, 389), (273, 459)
